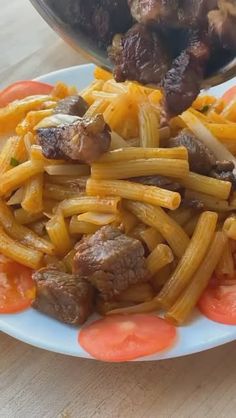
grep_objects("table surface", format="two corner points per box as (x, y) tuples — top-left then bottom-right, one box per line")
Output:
(1, 1), (236, 418)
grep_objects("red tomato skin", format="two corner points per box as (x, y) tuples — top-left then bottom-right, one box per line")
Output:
(0, 81), (53, 107)
(79, 314), (177, 362)
(222, 86), (236, 105)
(198, 283), (236, 326)
(0, 256), (35, 314)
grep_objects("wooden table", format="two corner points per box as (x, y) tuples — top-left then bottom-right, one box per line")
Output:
(1, 2), (236, 417)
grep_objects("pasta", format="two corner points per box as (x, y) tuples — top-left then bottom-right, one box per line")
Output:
(0, 159), (44, 196)
(223, 215), (236, 240)
(59, 196), (121, 217)
(178, 172), (231, 200)
(166, 231), (227, 325)
(97, 146), (188, 163)
(126, 201), (190, 258)
(139, 102), (160, 148)
(22, 174), (44, 214)
(139, 227), (164, 251)
(0, 225), (43, 269)
(215, 238), (235, 278)
(91, 159), (189, 180)
(146, 244), (174, 276)
(0, 199), (54, 255)
(87, 178), (181, 210)
(46, 211), (72, 256)
(157, 211), (218, 309)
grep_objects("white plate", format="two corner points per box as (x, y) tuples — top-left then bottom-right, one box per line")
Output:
(1, 64), (236, 361)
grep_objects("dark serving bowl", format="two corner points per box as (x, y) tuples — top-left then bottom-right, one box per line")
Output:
(31, 0), (236, 88)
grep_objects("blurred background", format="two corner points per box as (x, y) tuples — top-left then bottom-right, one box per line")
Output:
(0, 0), (87, 88)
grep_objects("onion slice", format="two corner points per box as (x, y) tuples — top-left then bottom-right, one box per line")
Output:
(181, 110), (236, 171)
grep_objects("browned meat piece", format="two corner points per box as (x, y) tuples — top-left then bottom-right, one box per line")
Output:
(218, 0), (236, 16)
(180, 0), (218, 27)
(36, 114), (111, 163)
(48, 0), (132, 48)
(32, 269), (94, 325)
(129, 175), (182, 191)
(73, 226), (149, 300)
(210, 160), (236, 187)
(210, 169), (236, 186)
(110, 23), (170, 84)
(208, 9), (236, 51)
(167, 129), (216, 174)
(128, 0), (179, 26)
(162, 31), (210, 117)
(54, 96), (89, 117)
(215, 160), (235, 172)
(128, 0), (217, 27)
(181, 197), (204, 210)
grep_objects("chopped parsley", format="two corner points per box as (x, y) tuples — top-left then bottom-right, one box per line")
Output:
(10, 157), (20, 167)
(200, 105), (210, 114)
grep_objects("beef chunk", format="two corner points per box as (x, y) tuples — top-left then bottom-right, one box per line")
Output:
(128, 0), (217, 28)
(210, 160), (236, 188)
(167, 129), (216, 174)
(32, 269), (94, 325)
(128, 0), (179, 26)
(130, 175), (182, 191)
(210, 169), (236, 186)
(73, 226), (149, 300)
(48, 0), (132, 48)
(181, 197), (204, 210)
(162, 31), (210, 117)
(215, 160), (235, 172)
(110, 23), (170, 84)
(54, 96), (89, 117)
(36, 114), (111, 163)
(208, 9), (236, 51)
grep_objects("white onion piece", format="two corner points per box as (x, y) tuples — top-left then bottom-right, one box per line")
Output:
(77, 212), (116, 226)
(110, 131), (129, 150)
(45, 164), (90, 176)
(24, 132), (34, 157)
(7, 187), (24, 205)
(181, 110), (236, 171)
(34, 114), (80, 129)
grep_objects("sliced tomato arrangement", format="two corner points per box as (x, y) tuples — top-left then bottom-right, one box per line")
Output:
(0, 255), (35, 313)
(0, 80), (53, 107)
(198, 277), (236, 325)
(222, 86), (236, 105)
(79, 314), (177, 362)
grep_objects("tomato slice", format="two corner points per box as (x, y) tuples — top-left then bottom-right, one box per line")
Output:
(79, 314), (176, 362)
(0, 255), (35, 313)
(0, 81), (53, 107)
(198, 281), (236, 325)
(222, 86), (236, 105)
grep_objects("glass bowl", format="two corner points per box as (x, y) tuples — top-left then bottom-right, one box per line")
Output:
(30, 0), (236, 88)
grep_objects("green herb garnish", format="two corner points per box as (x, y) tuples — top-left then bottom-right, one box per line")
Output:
(10, 157), (20, 167)
(200, 105), (210, 114)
